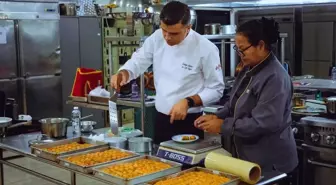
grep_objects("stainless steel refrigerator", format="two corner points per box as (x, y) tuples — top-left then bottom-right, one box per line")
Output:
(0, 1), (62, 119)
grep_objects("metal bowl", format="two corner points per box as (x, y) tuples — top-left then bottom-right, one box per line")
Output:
(104, 137), (127, 149)
(0, 117), (12, 128)
(39, 118), (69, 138)
(81, 121), (97, 133)
(128, 137), (152, 153)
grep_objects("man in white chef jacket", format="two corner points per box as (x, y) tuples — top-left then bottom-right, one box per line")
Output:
(111, 1), (224, 144)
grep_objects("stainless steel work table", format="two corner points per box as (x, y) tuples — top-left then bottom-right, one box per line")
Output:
(0, 130), (288, 185)
(0, 129), (115, 185)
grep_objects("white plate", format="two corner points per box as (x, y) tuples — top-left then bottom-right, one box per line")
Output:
(172, 134), (199, 143)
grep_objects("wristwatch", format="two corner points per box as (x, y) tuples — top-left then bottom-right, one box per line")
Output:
(186, 97), (195, 108)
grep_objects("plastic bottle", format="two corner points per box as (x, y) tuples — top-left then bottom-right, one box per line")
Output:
(71, 107), (81, 135)
(332, 67), (336, 82)
(131, 81), (139, 97)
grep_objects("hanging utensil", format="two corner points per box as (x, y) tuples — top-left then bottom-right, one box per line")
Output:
(80, 114), (93, 120)
(109, 88), (119, 135)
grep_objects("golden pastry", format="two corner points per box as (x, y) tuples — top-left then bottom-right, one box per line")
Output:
(65, 149), (132, 167)
(154, 171), (230, 185)
(101, 159), (171, 179)
(42, 142), (93, 154)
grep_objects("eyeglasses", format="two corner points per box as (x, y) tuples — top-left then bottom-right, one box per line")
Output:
(233, 44), (252, 57)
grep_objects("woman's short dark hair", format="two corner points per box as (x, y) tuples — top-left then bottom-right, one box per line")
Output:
(236, 17), (280, 50)
(159, 1), (190, 26)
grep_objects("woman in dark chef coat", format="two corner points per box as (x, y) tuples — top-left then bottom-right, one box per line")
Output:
(195, 17), (298, 183)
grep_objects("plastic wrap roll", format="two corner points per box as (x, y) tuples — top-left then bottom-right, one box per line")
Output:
(205, 151), (261, 184)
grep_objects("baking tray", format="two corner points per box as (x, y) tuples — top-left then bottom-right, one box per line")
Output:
(92, 155), (182, 185)
(58, 146), (139, 174)
(146, 167), (240, 185)
(31, 137), (108, 162)
(88, 95), (108, 105)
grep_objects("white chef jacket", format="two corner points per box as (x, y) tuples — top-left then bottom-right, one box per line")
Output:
(119, 29), (225, 115)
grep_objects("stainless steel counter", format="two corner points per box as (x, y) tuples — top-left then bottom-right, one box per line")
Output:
(0, 128), (287, 185)
(0, 128), (114, 185)
(293, 78), (336, 91)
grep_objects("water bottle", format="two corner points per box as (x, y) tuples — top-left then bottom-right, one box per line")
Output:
(71, 107), (81, 135)
(131, 81), (139, 97)
(332, 67), (336, 83)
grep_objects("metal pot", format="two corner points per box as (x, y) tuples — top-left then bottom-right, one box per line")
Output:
(221, 25), (236, 35)
(80, 121), (96, 133)
(128, 137), (152, 153)
(204, 23), (221, 35)
(59, 3), (77, 16)
(105, 137), (127, 149)
(39, 118), (69, 138)
(326, 97), (336, 115)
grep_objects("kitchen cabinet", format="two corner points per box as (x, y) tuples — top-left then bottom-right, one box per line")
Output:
(25, 76), (62, 119)
(0, 20), (17, 79)
(60, 17), (81, 118)
(60, 17), (105, 127)
(303, 22), (333, 62)
(78, 17), (105, 128)
(302, 22), (333, 78)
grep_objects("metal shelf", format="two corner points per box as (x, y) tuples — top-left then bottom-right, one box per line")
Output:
(66, 99), (155, 110)
(202, 33), (288, 40)
(202, 34), (235, 40)
(203, 32), (288, 76)
(105, 36), (142, 42)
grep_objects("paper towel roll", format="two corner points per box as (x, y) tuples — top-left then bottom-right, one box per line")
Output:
(205, 151), (261, 184)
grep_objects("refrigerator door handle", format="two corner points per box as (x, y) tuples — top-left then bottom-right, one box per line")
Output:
(24, 72), (30, 78)
(9, 73), (16, 79)
(54, 71), (62, 76)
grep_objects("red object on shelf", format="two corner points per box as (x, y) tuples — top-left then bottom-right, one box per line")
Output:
(70, 68), (103, 98)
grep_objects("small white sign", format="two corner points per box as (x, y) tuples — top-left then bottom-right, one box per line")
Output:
(0, 27), (7, 44)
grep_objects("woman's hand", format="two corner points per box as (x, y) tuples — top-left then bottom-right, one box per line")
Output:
(194, 115), (218, 128)
(198, 119), (223, 134)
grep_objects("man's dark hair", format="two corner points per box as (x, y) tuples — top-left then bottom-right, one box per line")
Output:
(159, 1), (190, 26)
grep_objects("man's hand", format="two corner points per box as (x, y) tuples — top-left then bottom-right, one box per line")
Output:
(110, 70), (129, 91)
(169, 99), (189, 124)
(194, 114), (218, 128)
(198, 119), (223, 134)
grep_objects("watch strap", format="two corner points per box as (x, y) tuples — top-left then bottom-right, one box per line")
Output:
(186, 97), (195, 107)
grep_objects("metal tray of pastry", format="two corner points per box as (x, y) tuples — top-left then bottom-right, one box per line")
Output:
(31, 137), (108, 162)
(146, 167), (240, 185)
(58, 146), (139, 174)
(92, 155), (182, 185)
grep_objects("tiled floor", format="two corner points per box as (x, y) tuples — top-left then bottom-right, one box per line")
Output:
(3, 151), (107, 185)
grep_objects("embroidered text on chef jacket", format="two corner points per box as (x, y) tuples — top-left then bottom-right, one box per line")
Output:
(120, 29), (225, 115)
